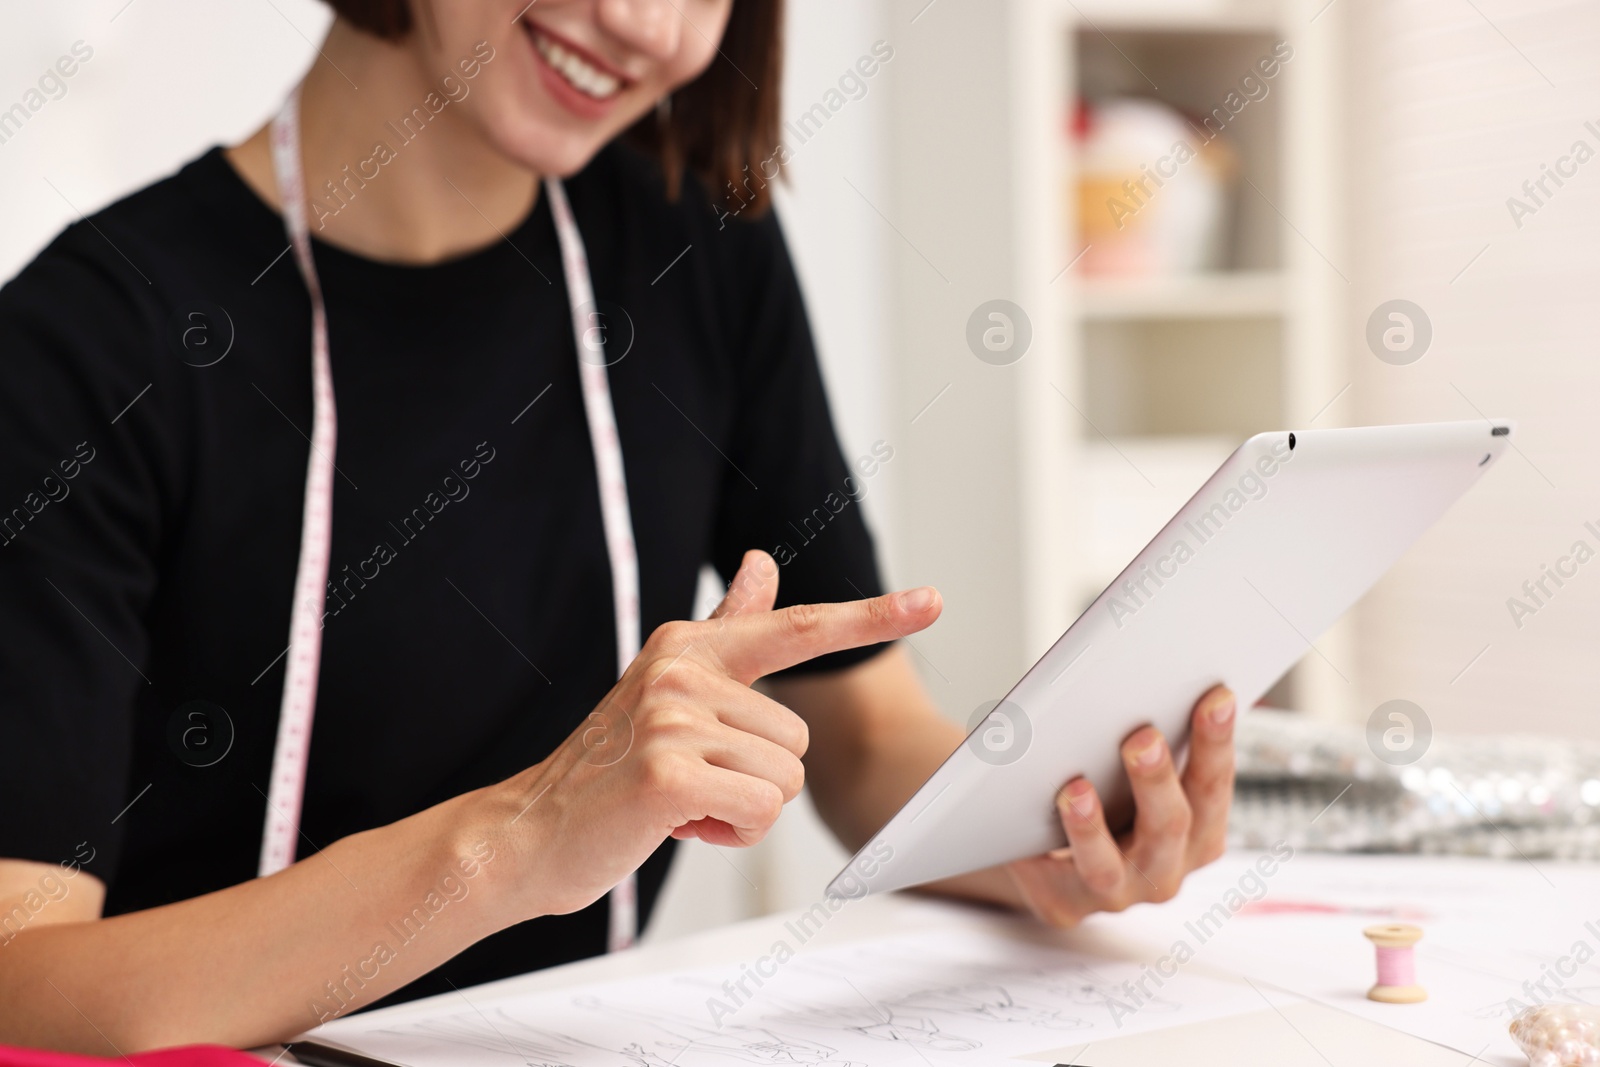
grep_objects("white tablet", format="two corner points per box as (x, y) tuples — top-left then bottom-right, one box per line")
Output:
(827, 419), (1512, 898)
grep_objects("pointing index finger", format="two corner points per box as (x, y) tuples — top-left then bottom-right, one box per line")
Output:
(708, 587), (940, 683)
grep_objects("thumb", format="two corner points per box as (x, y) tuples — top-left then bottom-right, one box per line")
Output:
(710, 549), (780, 620)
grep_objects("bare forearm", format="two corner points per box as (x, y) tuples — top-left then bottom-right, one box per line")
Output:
(810, 705), (963, 852)
(0, 792), (505, 1053)
(819, 712), (1025, 907)
(0, 564), (940, 1054)
(776, 649), (1027, 910)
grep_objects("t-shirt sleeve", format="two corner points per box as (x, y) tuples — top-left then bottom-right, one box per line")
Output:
(708, 209), (893, 676)
(0, 225), (177, 883)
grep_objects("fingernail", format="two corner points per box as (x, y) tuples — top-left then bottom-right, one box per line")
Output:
(897, 587), (936, 613)
(1209, 696), (1237, 729)
(1130, 735), (1165, 769)
(1059, 780), (1095, 819)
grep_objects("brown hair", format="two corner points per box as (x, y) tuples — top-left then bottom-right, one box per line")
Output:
(324, 0), (785, 215)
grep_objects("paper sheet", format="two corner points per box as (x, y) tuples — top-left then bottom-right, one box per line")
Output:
(312, 852), (1600, 1066)
(313, 924), (1265, 1066)
(1089, 849), (1600, 1066)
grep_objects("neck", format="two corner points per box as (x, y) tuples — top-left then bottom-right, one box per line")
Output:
(228, 19), (538, 264)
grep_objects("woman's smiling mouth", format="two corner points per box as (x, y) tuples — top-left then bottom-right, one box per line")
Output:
(523, 20), (630, 116)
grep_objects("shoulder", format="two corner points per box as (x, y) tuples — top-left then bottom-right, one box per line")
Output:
(2, 148), (261, 348)
(0, 149), (254, 461)
(16, 148), (242, 273)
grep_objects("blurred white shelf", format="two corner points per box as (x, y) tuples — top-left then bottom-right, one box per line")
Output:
(1051, 0), (1283, 31)
(1076, 271), (1285, 321)
(882, 0), (1343, 720)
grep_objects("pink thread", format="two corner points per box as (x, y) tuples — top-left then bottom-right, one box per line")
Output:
(1374, 944), (1416, 986)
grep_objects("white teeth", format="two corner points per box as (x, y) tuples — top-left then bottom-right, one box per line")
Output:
(531, 30), (621, 100)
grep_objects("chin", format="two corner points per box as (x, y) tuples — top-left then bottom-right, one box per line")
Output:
(494, 119), (625, 179)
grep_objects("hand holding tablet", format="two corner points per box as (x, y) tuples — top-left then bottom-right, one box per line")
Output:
(1004, 682), (1238, 926)
(831, 420), (1514, 899)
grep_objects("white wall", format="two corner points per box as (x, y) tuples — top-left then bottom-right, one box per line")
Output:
(0, 1), (326, 280)
(1343, 0), (1600, 740)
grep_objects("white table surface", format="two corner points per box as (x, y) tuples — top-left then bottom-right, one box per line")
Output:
(272, 889), (1471, 1067)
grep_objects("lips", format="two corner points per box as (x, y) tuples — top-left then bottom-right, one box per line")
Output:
(521, 20), (630, 119)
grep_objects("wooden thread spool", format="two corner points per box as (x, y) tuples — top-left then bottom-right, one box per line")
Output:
(1364, 923), (1427, 1004)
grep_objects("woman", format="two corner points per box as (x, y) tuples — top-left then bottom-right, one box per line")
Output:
(0, 0), (1237, 1052)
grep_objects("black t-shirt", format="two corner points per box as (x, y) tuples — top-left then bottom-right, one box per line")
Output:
(0, 142), (887, 1003)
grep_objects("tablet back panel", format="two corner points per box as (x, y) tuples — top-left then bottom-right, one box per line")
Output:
(828, 420), (1512, 897)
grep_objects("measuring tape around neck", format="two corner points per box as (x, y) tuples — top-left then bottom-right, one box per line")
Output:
(261, 88), (643, 952)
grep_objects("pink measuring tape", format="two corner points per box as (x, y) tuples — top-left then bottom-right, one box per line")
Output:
(261, 89), (644, 952)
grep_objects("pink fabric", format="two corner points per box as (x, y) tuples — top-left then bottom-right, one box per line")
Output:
(0, 1045), (266, 1067)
